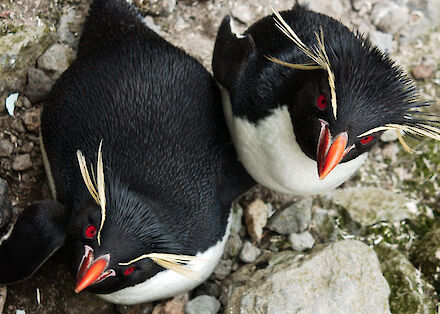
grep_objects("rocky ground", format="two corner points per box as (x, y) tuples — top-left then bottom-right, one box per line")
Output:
(0, 0), (439, 313)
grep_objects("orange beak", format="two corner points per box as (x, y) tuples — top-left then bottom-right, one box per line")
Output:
(75, 246), (114, 293)
(317, 120), (350, 180)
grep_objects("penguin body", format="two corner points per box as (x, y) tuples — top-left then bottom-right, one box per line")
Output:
(0, 0), (253, 304)
(213, 7), (430, 195)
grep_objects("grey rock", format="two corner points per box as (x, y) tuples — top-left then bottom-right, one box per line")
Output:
(213, 259), (232, 280)
(368, 30), (394, 54)
(326, 187), (417, 226)
(380, 129), (399, 142)
(399, 17), (432, 45)
(267, 198), (312, 234)
(11, 119), (26, 133)
(371, 0), (409, 34)
(229, 202), (243, 234)
(20, 141), (34, 154)
(224, 240), (390, 313)
(223, 233), (243, 259)
(57, 9), (77, 46)
(12, 154), (32, 171)
(193, 281), (222, 298)
(289, 231), (315, 252)
(427, 0), (440, 26)
(0, 140), (14, 157)
(37, 44), (71, 79)
(26, 67), (54, 103)
(239, 241), (261, 263)
(0, 178), (11, 229)
(311, 208), (337, 242)
(232, 4), (254, 24)
(22, 107), (41, 132)
(307, 0), (347, 19)
(185, 295), (220, 314)
(376, 244), (436, 313)
(15, 95), (32, 109)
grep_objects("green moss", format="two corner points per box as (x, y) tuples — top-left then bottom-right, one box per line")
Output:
(0, 24), (24, 37)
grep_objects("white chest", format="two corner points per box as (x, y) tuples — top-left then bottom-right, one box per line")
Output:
(221, 87), (367, 195)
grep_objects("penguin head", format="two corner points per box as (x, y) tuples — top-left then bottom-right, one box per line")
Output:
(212, 9), (439, 194)
(66, 144), (196, 295)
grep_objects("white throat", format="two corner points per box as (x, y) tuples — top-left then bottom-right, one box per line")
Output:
(220, 87), (367, 195)
(97, 215), (231, 304)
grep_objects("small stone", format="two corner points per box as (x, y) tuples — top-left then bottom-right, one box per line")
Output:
(185, 295), (220, 314)
(213, 259), (232, 280)
(12, 154), (32, 171)
(11, 119), (26, 133)
(380, 129), (399, 142)
(310, 208), (337, 242)
(20, 141), (34, 153)
(57, 9), (77, 46)
(0, 286), (6, 314)
(193, 281), (222, 298)
(267, 198), (312, 235)
(153, 293), (188, 314)
(15, 95), (32, 109)
(289, 231), (315, 252)
(22, 107), (41, 132)
(243, 199), (268, 243)
(232, 4), (254, 24)
(0, 140), (13, 157)
(223, 233), (243, 259)
(368, 30), (394, 54)
(239, 241), (261, 263)
(0, 178), (11, 229)
(37, 44), (71, 79)
(370, 0), (409, 34)
(412, 64), (435, 80)
(116, 303), (154, 314)
(26, 67), (54, 103)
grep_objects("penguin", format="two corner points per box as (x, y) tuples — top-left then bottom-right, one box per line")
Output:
(0, 0), (254, 304)
(212, 6), (440, 195)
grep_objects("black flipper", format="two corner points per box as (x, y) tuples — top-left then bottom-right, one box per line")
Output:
(212, 15), (257, 92)
(0, 200), (68, 284)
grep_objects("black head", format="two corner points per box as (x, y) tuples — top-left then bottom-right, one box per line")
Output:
(66, 156), (186, 294)
(213, 9), (434, 180)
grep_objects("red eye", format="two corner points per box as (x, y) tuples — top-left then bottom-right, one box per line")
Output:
(85, 225), (97, 239)
(316, 94), (327, 110)
(124, 267), (135, 276)
(360, 136), (373, 145)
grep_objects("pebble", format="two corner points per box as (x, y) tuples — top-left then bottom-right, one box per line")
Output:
(232, 4), (254, 24)
(370, 0), (409, 34)
(213, 259), (232, 280)
(0, 286), (6, 314)
(22, 107), (41, 132)
(243, 199), (268, 243)
(57, 9), (77, 46)
(289, 231), (315, 252)
(267, 198), (313, 235)
(380, 129), (399, 142)
(412, 64), (435, 80)
(153, 293), (188, 314)
(239, 241), (261, 263)
(26, 67), (54, 103)
(368, 30), (394, 54)
(12, 154), (32, 171)
(193, 281), (222, 298)
(185, 295), (220, 314)
(15, 95), (32, 109)
(11, 119), (26, 133)
(0, 140), (14, 157)
(0, 178), (11, 229)
(20, 141), (34, 153)
(37, 44), (71, 79)
(223, 233), (243, 259)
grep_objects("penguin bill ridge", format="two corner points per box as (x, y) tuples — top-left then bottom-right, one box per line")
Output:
(212, 6), (440, 195)
(0, 0), (254, 304)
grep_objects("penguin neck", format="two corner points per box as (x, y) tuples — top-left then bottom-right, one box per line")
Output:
(220, 86), (368, 195)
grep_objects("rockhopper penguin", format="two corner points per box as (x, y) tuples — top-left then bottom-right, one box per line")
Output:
(0, 0), (254, 304)
(212, 6), (440, 195)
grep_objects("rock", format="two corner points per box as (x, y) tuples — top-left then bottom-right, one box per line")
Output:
(232, 4), (254, 24)
(152, 293), (188, 314)
(223, 233), (243, 259)
(267, 198), (312, 235)
(380, 129), (399, 142)
(21, 107), (41, 132)
(224, 240), (390, 313)
(0, 178), (11, 230)
(375, 244), (437, 313)
(307, 0), (347, 19)
(193, 281), (222, 298)
(368, 30), (394, 54)
(229, 202), (243, 234)
(239, 241), (261, 263)
(370, 1), (409, 34)
(15, 95), (32, 109)
(57, 9), (77, 46)
(243, 199), (268, 243)
(11, 118), (25, 133)
(0, 140), (14, 157)
(326, 187), (417, 226)
(185, 295), (220, 314)
(412, 64), (435, 80)
(0, 23), (55, 100)
(37, 44), (71, 79)
(12, 154), (32, 171)
(213, 259), (232, 280)
(310, 208), (337, 242)
(26, 67), (54, 103)
(20, 141), (34, 153)
(410, 224), (440, 292)
(0, 286), (6, 314)
(116, 303), (154, 314)
(426, 0), (440, 26)
(289, 231), (315, 252)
